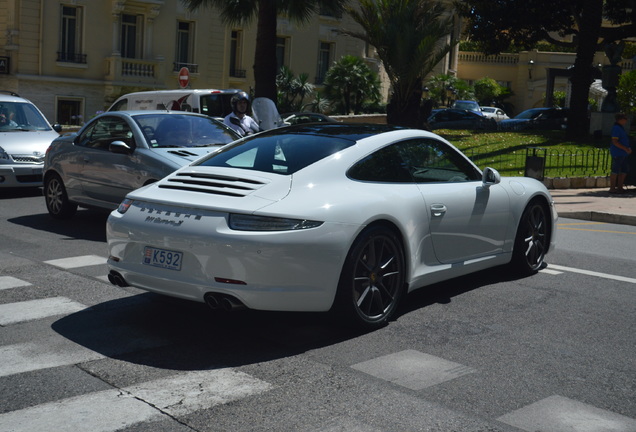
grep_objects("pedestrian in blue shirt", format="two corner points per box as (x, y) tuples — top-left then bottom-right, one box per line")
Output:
(609, 112), (632, 194)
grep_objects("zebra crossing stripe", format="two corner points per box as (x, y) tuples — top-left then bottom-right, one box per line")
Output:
(0, 276), (31, 290)
(44, 255), (108, 269)
(0, 369), (273, 432)
(0, 297), (87, 325)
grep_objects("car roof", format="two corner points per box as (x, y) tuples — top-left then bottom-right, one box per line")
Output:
(260, 123), (407, 142)
(0, 91), (34, 103)
(97, 110), (212, 118)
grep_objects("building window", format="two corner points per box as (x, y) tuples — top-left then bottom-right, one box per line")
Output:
(57, 98), (84, 126)
(58, 5), (86, 63)
(316, 42), (333, 84)
(230, 30), (245, 78)
(276, 37), (288, 73)
(175, 21), (194, 68)
(121, 14), (142, 59)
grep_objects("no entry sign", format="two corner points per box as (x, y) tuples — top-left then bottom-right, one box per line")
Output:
(178, 67), (190, 88)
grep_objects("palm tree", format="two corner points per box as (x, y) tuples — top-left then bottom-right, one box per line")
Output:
(323, 55), (381, 114)
(183, 0), (347, 102)
(342, 0), (455, 127)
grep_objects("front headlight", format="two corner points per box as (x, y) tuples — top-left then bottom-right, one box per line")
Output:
(0, 146), (10, 162)
(229, 214), (323, 231)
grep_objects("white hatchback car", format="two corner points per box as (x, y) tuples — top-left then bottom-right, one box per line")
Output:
(0, 91), (61, 188)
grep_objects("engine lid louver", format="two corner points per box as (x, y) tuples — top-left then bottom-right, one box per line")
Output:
(158, 172), (268, 197)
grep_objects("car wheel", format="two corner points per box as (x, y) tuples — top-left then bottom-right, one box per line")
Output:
(44, 173), (77, 219)
(511, 200), (548, 275)
(334, 225), (406, 329)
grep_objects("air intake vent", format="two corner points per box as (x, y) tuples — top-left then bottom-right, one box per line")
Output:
(167, 149), (202, 157)
(158, 172), (268, 197)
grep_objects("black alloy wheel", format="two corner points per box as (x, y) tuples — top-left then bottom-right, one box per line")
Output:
(512, 200), (548, 274)
(335, 225), (406, 329)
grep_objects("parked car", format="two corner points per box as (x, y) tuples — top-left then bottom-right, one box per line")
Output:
(106, 123), (557, 329)
(499, 108), (569, 131)
(43, 111), (240, 219)
(0, 91), (61, 188)
(480, 106), (510, 122)
(281, 112), (338, 125)
(450, 100), (482, 115)
(427, 109), (494, 130)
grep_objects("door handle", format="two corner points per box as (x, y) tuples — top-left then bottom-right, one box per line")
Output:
(430, 204), (447, 217)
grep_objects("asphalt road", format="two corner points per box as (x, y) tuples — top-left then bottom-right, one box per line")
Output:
(1, 189), (635, 432)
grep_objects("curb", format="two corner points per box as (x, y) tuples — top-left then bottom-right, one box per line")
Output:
(557, 211), (636, 226)
(543, 176), (610, 189)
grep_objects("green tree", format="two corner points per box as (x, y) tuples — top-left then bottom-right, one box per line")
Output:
(323, 55), (381, 114)
(617, 70), (636, 116)
(473, 77), (501, 105)
(458, 0), (636, 139)
(183, 0), (347, 101)
(276, 66), (315, 113)
(425, 74), (466, 107)
(342, 0), (454, 127)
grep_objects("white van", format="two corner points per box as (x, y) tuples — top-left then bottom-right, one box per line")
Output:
(108, 89), (243, 119)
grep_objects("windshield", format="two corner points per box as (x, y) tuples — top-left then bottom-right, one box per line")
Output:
(134, 114), (239, 148)
(194, 132), (355, 175)
(0, 102), (52, 131)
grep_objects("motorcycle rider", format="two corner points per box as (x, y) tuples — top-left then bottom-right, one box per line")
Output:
(224, 92), (259, 137)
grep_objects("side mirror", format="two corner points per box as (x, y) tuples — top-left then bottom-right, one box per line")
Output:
(109, 140), (132, 154)
(482, 167), (501, 187)
(52, 123), (62, 133)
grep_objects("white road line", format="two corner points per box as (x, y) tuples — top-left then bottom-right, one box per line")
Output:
(44, 255), (107, 269)
(0, 369), (273, 432)
(0, 297), (88, 325)
(549, 264), (636, 284)
(0, 276), (31, 290)
(539, 268), (563, 275)
(0, 340), (105, 378)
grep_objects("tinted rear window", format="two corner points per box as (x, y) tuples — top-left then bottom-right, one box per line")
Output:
(195, 133), (355, 175)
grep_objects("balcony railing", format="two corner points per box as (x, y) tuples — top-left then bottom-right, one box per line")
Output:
(458, 52), (519, 65)
(230, 68), (246, 78)
(173, 62), (199, 73)
(57, 52), (87, 64)
(105, 56), (164, 84)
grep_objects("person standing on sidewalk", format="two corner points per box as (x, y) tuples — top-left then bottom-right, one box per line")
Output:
(609, 112), (632, 194)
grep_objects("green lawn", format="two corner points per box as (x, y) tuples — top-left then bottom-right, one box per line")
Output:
(434, 129), (613, 177)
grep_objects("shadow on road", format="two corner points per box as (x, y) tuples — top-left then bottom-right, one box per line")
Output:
(8, 209), (109, 242)
(52, 265), (526, 371)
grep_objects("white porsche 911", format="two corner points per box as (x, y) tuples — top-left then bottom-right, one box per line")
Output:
(106, 123), (557, 329)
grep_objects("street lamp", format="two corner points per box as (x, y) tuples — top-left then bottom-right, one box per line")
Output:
(528, 60), (534, 79)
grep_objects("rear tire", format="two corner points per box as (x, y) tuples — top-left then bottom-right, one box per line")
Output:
(511, 200), (548, 275)
(333, 225), (406, 330)
(44, 173), (77, 219)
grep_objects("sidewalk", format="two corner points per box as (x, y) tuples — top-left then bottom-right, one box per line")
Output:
(549, 185), (636, 226)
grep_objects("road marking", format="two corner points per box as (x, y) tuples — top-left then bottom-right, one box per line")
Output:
(352, 349), (475, 391)
(539, 268), (563, 275)
(0, 276), (31, 290)
(558, 222), (636, 235)
(549, 264), (636, 284)
(498, 395), (636, 431)
(0, 297), (87, 325)
(0, 369), (273, 432)
(44, 255), (108, 269)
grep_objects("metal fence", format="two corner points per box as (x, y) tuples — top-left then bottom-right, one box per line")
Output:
(463, 147), (612, 178)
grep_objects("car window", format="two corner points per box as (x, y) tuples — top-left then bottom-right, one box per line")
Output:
(134, 114), (237, 148)
(76, 116), (134, 151)
(109, 98), (128, 111)
(347, 145), (413, 182)
(196, 133), (355, 175)
(0, 102), (51, 131)
(397, 138), (481, 183)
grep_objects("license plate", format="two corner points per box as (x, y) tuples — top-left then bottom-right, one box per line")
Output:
(143, 246), (183, 271)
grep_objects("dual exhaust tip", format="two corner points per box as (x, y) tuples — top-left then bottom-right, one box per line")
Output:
(107, 271), (246, 312)
(204, 292), (246, 312)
